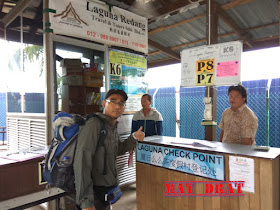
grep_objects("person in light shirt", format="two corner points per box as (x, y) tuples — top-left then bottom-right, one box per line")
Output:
(219, 84), (258, 145)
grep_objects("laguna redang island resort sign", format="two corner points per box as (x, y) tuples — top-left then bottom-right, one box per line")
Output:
(49, 0), (148, 54)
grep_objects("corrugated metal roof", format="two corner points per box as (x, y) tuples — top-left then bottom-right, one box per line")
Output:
(0, 0), (278, 67)
(147, 0), (279, 66)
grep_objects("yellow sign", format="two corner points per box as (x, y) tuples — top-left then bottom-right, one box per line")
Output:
(196, 59), (215, 86)
(110, 63), (122, 76)
(109, 50), (147, 69)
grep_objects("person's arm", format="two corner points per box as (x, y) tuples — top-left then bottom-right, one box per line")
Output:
(219, 130), (224, 142)
(241, 112), (258, 145)
(74, 119), (100, 209)
(118, 127), (144, 155)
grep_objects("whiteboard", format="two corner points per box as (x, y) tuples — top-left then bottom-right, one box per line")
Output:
(181, 41), (242, 87)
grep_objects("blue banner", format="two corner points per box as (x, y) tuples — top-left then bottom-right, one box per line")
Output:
(136, 143), (224, 180)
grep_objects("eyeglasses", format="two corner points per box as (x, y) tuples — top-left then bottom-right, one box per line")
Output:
(105, 99), (126, 107)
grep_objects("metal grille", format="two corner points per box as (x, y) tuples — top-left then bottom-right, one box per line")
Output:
(0, 93), (6, 141)
(269, 79), (280, 147)
(216, 85), (230, 141)
(243, 80), (267, 146)
(7, 117), (46, 152)
(117, 152), (136, 186)
(149, 87), (176, 137)
(117, 133), (136, 186)
(179, 87), (205, 140)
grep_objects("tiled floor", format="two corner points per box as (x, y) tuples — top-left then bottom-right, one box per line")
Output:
(113, 184), (137, 210)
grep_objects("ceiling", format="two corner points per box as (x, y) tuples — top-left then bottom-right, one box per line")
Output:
(0, 0), (279, 68)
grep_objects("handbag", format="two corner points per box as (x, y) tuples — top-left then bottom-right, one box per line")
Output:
(94, 185), (123, 205)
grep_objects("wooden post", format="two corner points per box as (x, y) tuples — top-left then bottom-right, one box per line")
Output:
(205, 0), (218, 141)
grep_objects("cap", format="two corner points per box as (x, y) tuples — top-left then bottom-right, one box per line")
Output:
(105, 89), (128, 101)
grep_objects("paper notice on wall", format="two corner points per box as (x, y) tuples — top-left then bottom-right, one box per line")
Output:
(229, 156), (254, 193)
(216, 61), (239, 77)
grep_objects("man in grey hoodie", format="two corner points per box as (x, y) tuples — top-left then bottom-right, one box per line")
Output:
(131, 94), (163, 136)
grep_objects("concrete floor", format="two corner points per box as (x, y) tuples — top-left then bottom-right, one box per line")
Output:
(25, 184), (137, 210)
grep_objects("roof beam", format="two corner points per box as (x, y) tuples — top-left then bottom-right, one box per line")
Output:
(148, 36), (279, 68)
(4, 28), (43, 45)
(149, 0), (254, 35)
(149, 14), (205, 35)
(0, 0), (5, 38)
(216, 2), (253, 48)
(5, 15), (42, 30)
(28, 1), (43, 36)
(0, 0), (34, 27)
(243, 36), (279, 51)
(0, 0), (4, 12)
(149, 0), (205, 22)
(124, 0), (136, 6)
(148, 21), (278, 57)
(148, 22), (279, 56)
(158, 0), (170, 7)
(148, 39), (180, 60)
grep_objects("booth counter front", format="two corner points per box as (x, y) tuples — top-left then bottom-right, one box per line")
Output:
(136, 136), (280, 210)
(0, 149), (67, 209)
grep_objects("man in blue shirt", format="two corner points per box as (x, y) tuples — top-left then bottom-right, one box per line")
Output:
(131, 94), (163, 136)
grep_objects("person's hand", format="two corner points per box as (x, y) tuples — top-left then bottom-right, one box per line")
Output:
(133, 126), (145, 141)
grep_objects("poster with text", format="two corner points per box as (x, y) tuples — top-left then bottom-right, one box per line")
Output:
(109, 49), (147, 113)
(181, 41), (242, 87)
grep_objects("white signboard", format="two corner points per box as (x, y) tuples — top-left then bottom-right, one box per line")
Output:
(181, 41), (242, 87)
(229, 156), (254, 193)
(49, 0), (148, 54)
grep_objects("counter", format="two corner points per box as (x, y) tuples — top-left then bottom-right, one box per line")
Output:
(136, 136), (280, 210)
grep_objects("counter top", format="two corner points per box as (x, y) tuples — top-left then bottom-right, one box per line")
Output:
(142, 136), (280, 159)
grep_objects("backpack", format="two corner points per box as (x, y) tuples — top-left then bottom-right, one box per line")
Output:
(42, 112), (107, 192)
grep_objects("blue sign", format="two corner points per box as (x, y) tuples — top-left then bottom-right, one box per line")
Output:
(136, 143), (224, 180)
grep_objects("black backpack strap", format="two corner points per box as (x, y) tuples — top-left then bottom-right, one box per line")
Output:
(86, 113), (108, 174)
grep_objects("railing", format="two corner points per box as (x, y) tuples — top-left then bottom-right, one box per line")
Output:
(0, 127), (6, 145)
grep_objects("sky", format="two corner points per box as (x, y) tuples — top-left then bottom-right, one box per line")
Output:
(0, 39), (279, 92)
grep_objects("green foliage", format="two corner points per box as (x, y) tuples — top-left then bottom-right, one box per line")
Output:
(8, 44), (44, 76)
